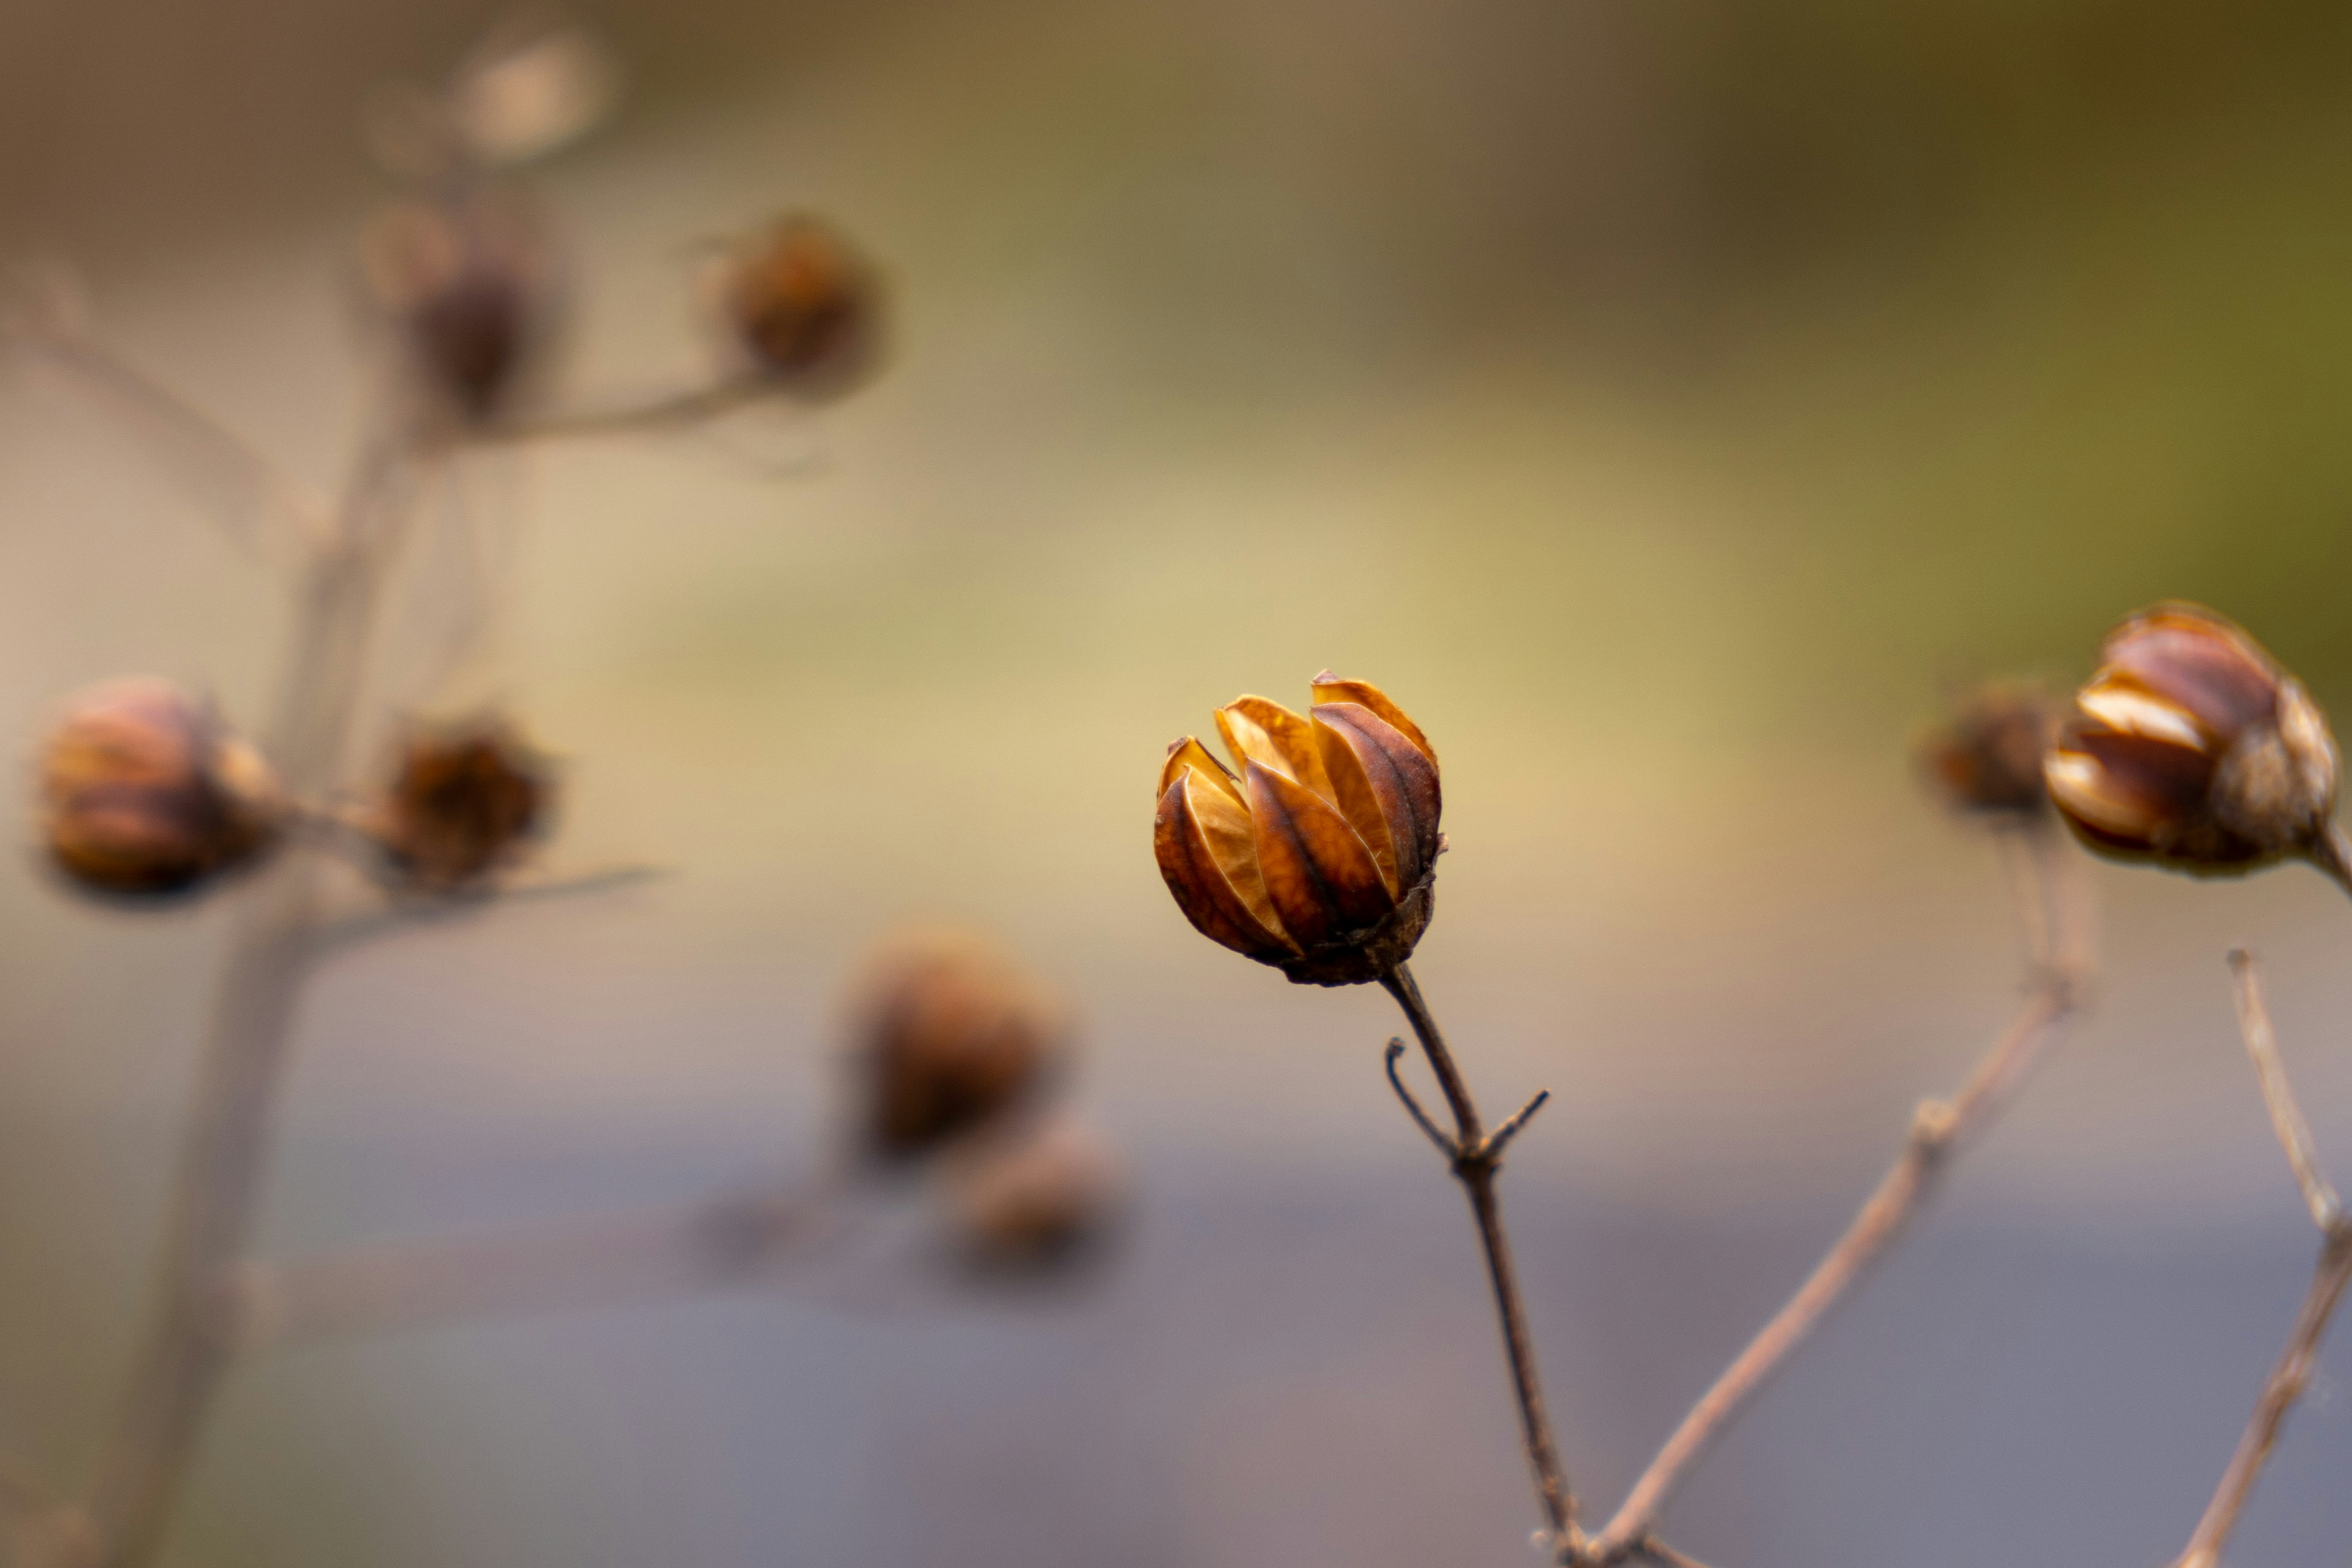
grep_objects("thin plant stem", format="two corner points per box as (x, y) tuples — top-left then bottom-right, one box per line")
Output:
(2171, 951), (2352, 1568)
(230, 1179), (836, 1348)
(77, 437), (426, 1568)
(1378, 959), (1576, 1551)
(461, 377), (771, 445)
(1583, 821), (2086, 1564)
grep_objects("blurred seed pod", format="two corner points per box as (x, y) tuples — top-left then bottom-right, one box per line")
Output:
(850, 928), (1068, 1163)
(37, 679), (287, 899)
(717, 216), (885, 399)
(939, 1116), (1128, 1282)
(2046, 603), (2339, 875)
(361, 715), (551, 894)
(1916, 683), (2057, 818)
(360, 187), (558, 425)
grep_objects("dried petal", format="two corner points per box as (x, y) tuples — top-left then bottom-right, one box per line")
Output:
(1245, 760), (1392, 949)
(1154, 774), (1296, 960)
(1158, 734), (1243, 807)
(1311, 673), (1436, 767)
(1313, 701), (1441, 886)
(2101, 605), (2279, 738)
(1216, 697), (1335, 802)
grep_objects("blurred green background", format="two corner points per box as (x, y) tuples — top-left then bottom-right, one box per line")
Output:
(2, 0), (2351, 1564)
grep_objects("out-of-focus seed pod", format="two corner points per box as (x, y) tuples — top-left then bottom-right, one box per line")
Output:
(2045, 603), (2339, 875)
(1155, 673), (1442, 986)
(940, 1117), (1128, 1281)
(363, 717), (550, 893)
(1917, 684), (2057, 818)
(360, 188), (555, 424)
(851, 929), (1066, 1163)
(38, 679), (287, 899)
(718, 216), (884, 399)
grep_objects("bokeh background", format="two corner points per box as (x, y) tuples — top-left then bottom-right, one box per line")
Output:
(2, 0), (2352, 1562)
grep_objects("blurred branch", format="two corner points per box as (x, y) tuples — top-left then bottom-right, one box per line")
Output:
(1379, 960), (1577, 1555)
(461, 375), (774, 445)
(1582, 821), (2088, 1565)
(2170, 952), (2352, 1568)
(4, 305), (329, 556)
(307, 864), (669, 962)
(233, 1180), (836, 1348)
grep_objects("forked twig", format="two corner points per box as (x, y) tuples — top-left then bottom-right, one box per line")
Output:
(2170, 952), (2352, 1568)
(1380, 961), (1576, 1552)
(1581, 822), (2087, 1564)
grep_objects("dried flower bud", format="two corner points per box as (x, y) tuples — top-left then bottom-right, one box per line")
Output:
(2045, 603), (2339, 874)
(718, 216), (883, 399)
(852, 929), (1067, 1162)
(1155, 673), (1441, 987)
(363, 717), (550, 893)
(360, 189), (554, 423)
(38, 679), (286, 899)
(1917, 684), (2058, 817)
(940, 1117), (1127, 1281)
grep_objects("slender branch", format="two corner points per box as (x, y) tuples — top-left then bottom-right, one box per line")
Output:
(1383, 1038), (1458, 1158)
(1379, 960), (1576, 1551)
(306, 864), (669, 963)
(230, 1180), (835, 1349)
(78, 438), (426, 1568)
(1630, 1540), (1718, 1568)
(1583, 821), (2085, 1564)
(2171, 951), (2352, 1568)
(459, 377), (771, 445)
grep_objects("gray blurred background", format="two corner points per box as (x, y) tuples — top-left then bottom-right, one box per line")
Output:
(2, 0), (2351, 1562)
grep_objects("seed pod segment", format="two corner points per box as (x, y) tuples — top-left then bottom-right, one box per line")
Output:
(364, 717), (551, 893)
(1917, 683), (2058, 818)
(852, 929), (1068, 1163)
(38, 679), (287, 899)
(1154, 673), (1441, 986)
(2045, 603), (2339, 875)
(718, 215), (884, 399)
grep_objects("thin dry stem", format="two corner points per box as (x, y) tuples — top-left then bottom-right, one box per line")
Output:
(1379, 960), (1577, 1551)
(2171, 951), (2352, 1568)
(1583, 821), (2085, 1564)
(306, 864), (669, 962)
(462, 376), (771, 445)
(78, 439), (426, 1568)
(232, 1180), (834, 1348)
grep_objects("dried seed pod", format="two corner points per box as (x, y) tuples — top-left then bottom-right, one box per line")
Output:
(38, 679), (287, 899)
(940, 1117), (1128, 1280)
(364, 717), (550, 893)
(1917, 683), (2057, 818)
(2045, 603), (2339, 874)
(851, 929), (1067, 1162)
(1155, 673), (1441, 986)
(718, 215), (883, 399)
(360, 188), (555, 423)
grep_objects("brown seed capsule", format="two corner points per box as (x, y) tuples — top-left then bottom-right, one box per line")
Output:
(1155, 673), (1441, 986)
(940, 1117), (1127, 1280)
(364, 717), (550, 893)
(360, 187), (555, 423)
(851, 929), (1067, 1163)
(38, 679), (287, 899)
(2045, 603), (2339, 875)
(718, 215), (883, 399)
(1917, 684), (2058, 817)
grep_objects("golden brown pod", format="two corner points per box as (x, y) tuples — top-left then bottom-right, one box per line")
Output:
(2045, 603), (2338, 874)
(1154, 672), (1441, 986)
(851, 929), (1068, 1162)
(38, 679), (287, 899)
(363, 716), (551, 893)
(718, 214), (884, 399)
(1917, 683), (2057, 818)
(940, 1116), (1127, 1280)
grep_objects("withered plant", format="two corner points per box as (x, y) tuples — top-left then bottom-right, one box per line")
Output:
(1152, 607), (2347, 1567)
(0, 26), (1119, 1568)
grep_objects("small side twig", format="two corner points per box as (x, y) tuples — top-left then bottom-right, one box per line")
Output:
(230, 1178), (837, 1348)
(1379, 960), (1577, 1553)
(1384, 1038), (1457, 1158)
(462, 377), (771, 445)
(1583, 822), (2086, 1564)
(306, 864), (670, 962)
(2169, 951), (2352, 1568)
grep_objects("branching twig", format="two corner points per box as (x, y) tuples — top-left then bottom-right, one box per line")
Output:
(2169, 952), (2352, 1568)
(460, 377), (772, 445)
(230, 1179), (835, 1348)
(1379, 960), (1576, 1552)
(306, 864), (669, 962)
(1581, 822), (2087, 1564)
